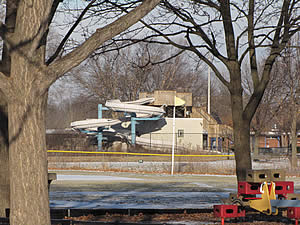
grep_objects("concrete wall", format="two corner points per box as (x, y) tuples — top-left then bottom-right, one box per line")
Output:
(139, 90), (193, 106)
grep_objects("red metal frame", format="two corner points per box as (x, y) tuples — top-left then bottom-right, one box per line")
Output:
(238, 182), (261, 195)
(274, 181), (294, 195)
(288, 207), (300, 219)
(215, 179), (297, 223)
(238, 181), (294, 195)
(213, 205), (245, 218)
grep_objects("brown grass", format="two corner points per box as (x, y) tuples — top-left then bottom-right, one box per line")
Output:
(65, 212), (289, 224)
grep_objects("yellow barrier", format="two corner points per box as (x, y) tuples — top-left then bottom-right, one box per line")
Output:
(47, 150), (234, 158)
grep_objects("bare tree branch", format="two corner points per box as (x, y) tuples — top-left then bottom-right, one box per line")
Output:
(219, 0), (237, 61)
(163, 0), (228, 62)
(0, 21), (5, 40)
(248, 0), (259, 90)
(148, 49), (185, 65)
(273, 0), (290, 48)
(46, 0), (96, 65)
(46, 0), (161, 86)
(243, 0), (296, 122)
(191, 48), (230, 88)
(191, 0), (220, 10)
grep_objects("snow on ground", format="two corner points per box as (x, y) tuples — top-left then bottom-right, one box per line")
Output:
(49, 158), (293, 173)
(57, 174), (143, 181)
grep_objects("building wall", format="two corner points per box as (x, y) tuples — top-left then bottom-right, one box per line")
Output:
(139, 90), (193, 106)
(190, 107), (233, 151)
(257, 136), (280, 148)
(249, 133), (300, 156)
(251, 133), (300, 149)
(138, 90), (233, 151)
(139, 118), (204, 150)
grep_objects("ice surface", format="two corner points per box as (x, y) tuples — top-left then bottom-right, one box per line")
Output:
(50, 191), (229, 209)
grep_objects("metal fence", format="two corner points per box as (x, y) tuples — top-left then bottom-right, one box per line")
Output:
(46, 132), (237, 174)
(46, 132), (233, 153)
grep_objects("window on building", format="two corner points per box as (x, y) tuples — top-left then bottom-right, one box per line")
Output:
(178, 129), (184, 137)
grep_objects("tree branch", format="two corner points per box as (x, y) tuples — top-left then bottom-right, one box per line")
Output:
(163, 0), (223, 57)
(103, 2), (193, 57)
(0, 21), (6, 40)
(219, 0), (237, 61)
(1, 0), (19, 76)
(243, 0), (297, 122)
(191, 0), (220, 10)
(47, 0), (161, 85)
(191, 48), (230, 88)
(272, 0), (290, 48)
(248, 0), (259, 90)
(46, 0), (96, 65)
(149, 49), (185, 65)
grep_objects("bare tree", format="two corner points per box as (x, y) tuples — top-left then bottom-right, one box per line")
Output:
(0, 0), (161, 224)
(71, 42), (206, 105)
(242, 60), (282, 159)
(115, 0), (300, 181)
(272, 36), (300, 167)
(212, 84), (232, 126)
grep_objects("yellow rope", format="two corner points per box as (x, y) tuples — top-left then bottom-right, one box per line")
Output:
(48, 150), (234, 157)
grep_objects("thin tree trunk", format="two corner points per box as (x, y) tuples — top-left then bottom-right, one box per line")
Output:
(291, 107), (297, 168)
(0, 98), (9, 217)
(9, 93), (50, 225)
(253, 133), (259, 161)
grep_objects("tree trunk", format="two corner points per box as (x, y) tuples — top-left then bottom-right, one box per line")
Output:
(232, 118), (252, 181)
(290, 108), (297, 168)
(0, 98), (9, 217)
(253, 133), (259, 161)
(8, 91), (49, 225)
(229, 67), (252, 181)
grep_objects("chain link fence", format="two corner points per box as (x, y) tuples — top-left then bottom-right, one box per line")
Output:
(46, 132), (299, 175)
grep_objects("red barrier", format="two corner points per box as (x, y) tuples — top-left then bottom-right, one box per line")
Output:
(238, 182), (261, 195)
(238, 181), (294, 195)
(288, 207), (300, 219)
(275, 181), (294, 195)
(214, 205), (245, 225)
(288, 207), (300, 225)
(213, 205), (245, 218)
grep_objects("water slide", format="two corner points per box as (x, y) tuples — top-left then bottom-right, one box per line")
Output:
(105, 98), (164, 117)
(70, 118), (121, 132)
(70, 98), (165, 133)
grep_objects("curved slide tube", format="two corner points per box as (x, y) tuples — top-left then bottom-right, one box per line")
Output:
(70, 98), (165, 132)
(71, 118), (121, 132)
(105, 98), (165, 117)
